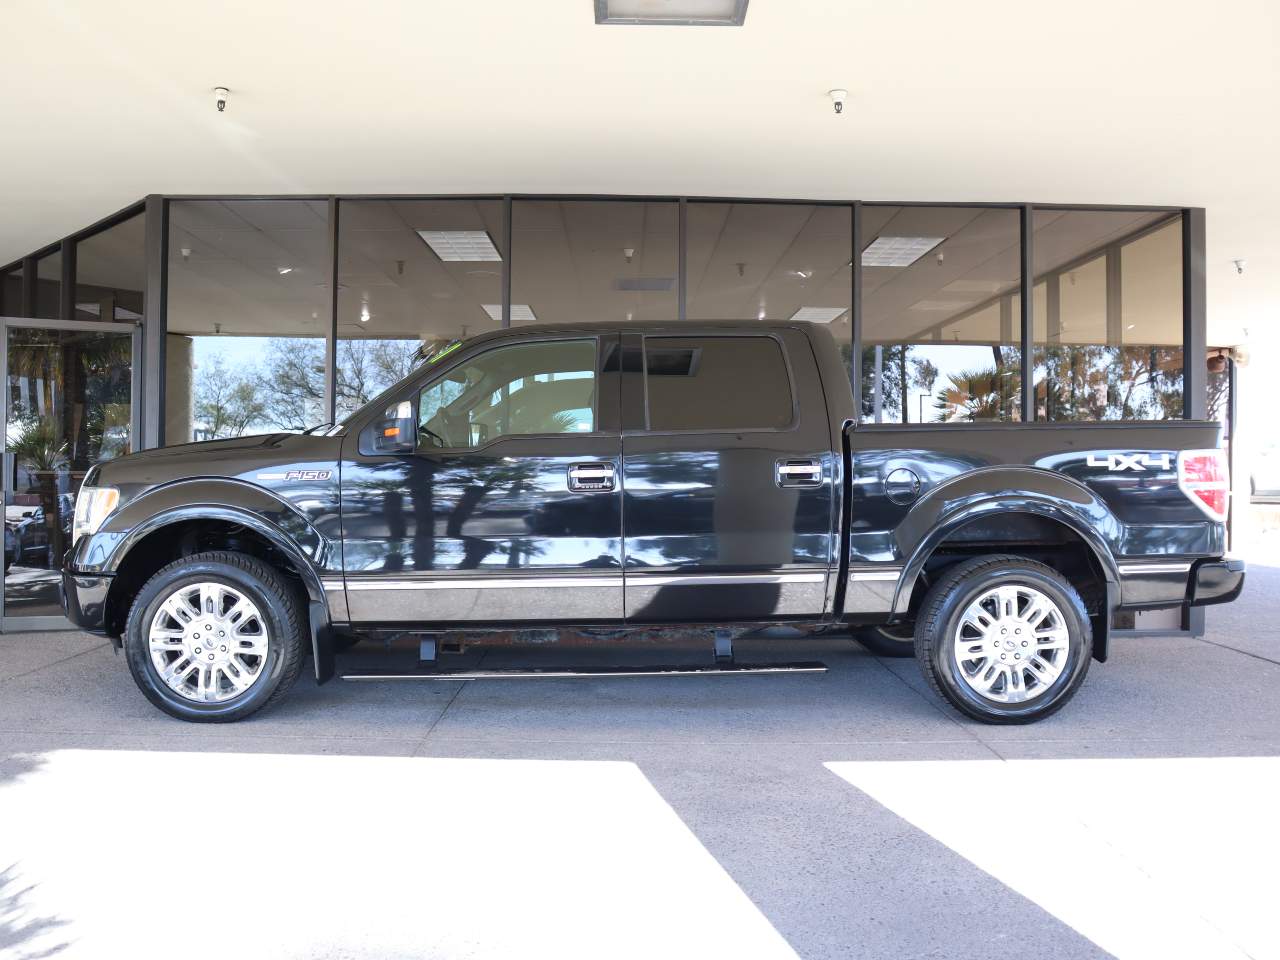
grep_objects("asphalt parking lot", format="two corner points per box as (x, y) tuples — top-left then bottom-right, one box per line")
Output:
(2, 549), (1278, 960)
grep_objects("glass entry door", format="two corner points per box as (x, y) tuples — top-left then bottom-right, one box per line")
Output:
(1, 318), (139, 630)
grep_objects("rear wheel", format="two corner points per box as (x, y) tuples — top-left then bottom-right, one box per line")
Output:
(124, 551), (306, 722)
(914, 554), (1091, 724)
(853, 622), (915, 658)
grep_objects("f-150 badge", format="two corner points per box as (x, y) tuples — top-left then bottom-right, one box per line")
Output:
(256, 469), (333, 481)
(1086, 453), (1171, 472)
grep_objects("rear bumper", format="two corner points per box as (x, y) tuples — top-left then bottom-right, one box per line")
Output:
(60, 567), (113, 635)
(1188, 557), (1245, 607)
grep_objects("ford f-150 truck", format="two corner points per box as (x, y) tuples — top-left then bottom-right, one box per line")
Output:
(61, 322), (1245, 724)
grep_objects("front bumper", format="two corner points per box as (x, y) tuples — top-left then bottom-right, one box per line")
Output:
(1188, 557), (1246, 607)
(60, 567), (113, 635)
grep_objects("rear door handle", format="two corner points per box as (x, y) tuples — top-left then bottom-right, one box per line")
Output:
(567, 462), (616, 492)
(775, 458), (823, 488)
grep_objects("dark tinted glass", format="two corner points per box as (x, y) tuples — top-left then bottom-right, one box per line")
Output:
(644, 336), (791, 431)
(75, 213), (145, 321)
(1, 267), (20, 316)
(165, 200), (330, 443)
(1031, 210), (1183, 420)
(511, 200), (678, 325)
(35, 251), (60, 320)
(687, 202), (852, 374)
(860, 206), (1022, 423)
(336, 199), (505, 420)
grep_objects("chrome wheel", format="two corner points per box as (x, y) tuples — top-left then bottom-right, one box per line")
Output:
(952, 584), (1070, 704)
(148, 582), (270, 703)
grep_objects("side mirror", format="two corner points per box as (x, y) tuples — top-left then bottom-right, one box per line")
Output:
(373, 400), (416, 454)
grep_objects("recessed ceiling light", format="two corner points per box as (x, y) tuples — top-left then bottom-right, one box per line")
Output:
(418, 230), (502, 262)
(789, 307), (847, 324)
(277, 266), (293, 275)
(862, 236), (946, 268)
(483, 304), (537, 323)
(594, 0), (749, 26)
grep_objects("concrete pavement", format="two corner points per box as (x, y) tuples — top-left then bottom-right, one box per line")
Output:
(1, 551), (1278, 960)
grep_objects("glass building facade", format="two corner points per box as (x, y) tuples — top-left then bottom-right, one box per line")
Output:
(0, 195), (1212, 454)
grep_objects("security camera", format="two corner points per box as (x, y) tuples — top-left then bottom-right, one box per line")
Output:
(214, 87), (229, 112)
(828, 89), (848, 115)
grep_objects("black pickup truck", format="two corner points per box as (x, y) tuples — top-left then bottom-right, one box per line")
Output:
(61, 322), (1244, 724)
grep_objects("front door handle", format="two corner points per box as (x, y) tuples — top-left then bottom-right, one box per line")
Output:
(567, 462), (616, 492)
(775, 458), (823, 488)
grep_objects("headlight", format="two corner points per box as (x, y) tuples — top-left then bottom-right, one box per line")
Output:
(72, 487), (120, 544)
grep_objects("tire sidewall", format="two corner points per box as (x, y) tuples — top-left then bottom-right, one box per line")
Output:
(856, 623), (916, 658)
(926, 564), (1090, 722)
(126, 559), (294, 721)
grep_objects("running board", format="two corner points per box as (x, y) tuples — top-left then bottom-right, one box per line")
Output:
(339, 661), (827, 681)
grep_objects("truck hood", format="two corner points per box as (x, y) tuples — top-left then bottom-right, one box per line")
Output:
(90, 431), (344, 497)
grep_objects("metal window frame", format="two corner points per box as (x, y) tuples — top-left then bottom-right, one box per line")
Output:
(1, 193), (1210, 452)
(853, 201), (1203, 426)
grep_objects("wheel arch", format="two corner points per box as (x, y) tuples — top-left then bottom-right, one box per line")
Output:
(99, 482), (337, 682)
(892, 480), (1121, 662)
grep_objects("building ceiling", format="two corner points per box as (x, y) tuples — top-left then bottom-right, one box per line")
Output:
(1, 0), (1277, 349)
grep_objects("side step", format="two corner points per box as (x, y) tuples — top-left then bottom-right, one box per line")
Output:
(340, 661), (827, 681)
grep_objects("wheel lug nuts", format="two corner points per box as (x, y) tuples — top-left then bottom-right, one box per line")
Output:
(1000, 653), (1007, 660)
(1015, 653), (1021, 659)
(220, 645), (227, 652)
(208, 654), (215, 660)
(1021, 640), (1028, 647)
(193, 633), (200, 639)
(195, 647), (202, 654)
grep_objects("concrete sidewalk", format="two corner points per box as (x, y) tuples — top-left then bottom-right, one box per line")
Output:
(2, 557), (1278, 960)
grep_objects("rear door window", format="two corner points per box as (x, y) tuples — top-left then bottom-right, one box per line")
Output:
(643, 336), (793, 431)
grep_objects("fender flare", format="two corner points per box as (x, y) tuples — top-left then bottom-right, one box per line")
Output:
(890, 482), (1122, 662)
(98, 479), (337, 683)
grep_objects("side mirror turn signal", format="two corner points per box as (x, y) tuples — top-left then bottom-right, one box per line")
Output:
(372, 400), (416, 454)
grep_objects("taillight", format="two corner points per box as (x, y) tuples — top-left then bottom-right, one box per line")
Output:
(1177, 449), (1229, 522)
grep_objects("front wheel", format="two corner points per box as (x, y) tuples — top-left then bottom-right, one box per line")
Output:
(124, 551), (306, 722)
(914, 555), (1091, 724)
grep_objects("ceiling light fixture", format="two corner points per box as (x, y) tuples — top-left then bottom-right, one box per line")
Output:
(594, 0), (749, 26)
(418, 230), (502, 262)
(214, 87), (229, 112)
(483, 304), (537, 323)
(828, 89), (848, 114)
(789, 307), (847, 324)
(359, 304), (371, 323)
(277, 266), (293, 275)
(861, 236), (945, 268)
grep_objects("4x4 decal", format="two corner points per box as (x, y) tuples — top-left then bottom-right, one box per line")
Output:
(1086, 453), (1171, 472)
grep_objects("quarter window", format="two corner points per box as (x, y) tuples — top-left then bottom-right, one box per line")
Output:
(417, 339), (597, 449)
(643, 336), (792, 431)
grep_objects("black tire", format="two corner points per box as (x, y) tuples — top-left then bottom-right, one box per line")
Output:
(914, 554), (1091, 724)
(124, 551), (306, 722)
(853, 622), (916, 658)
